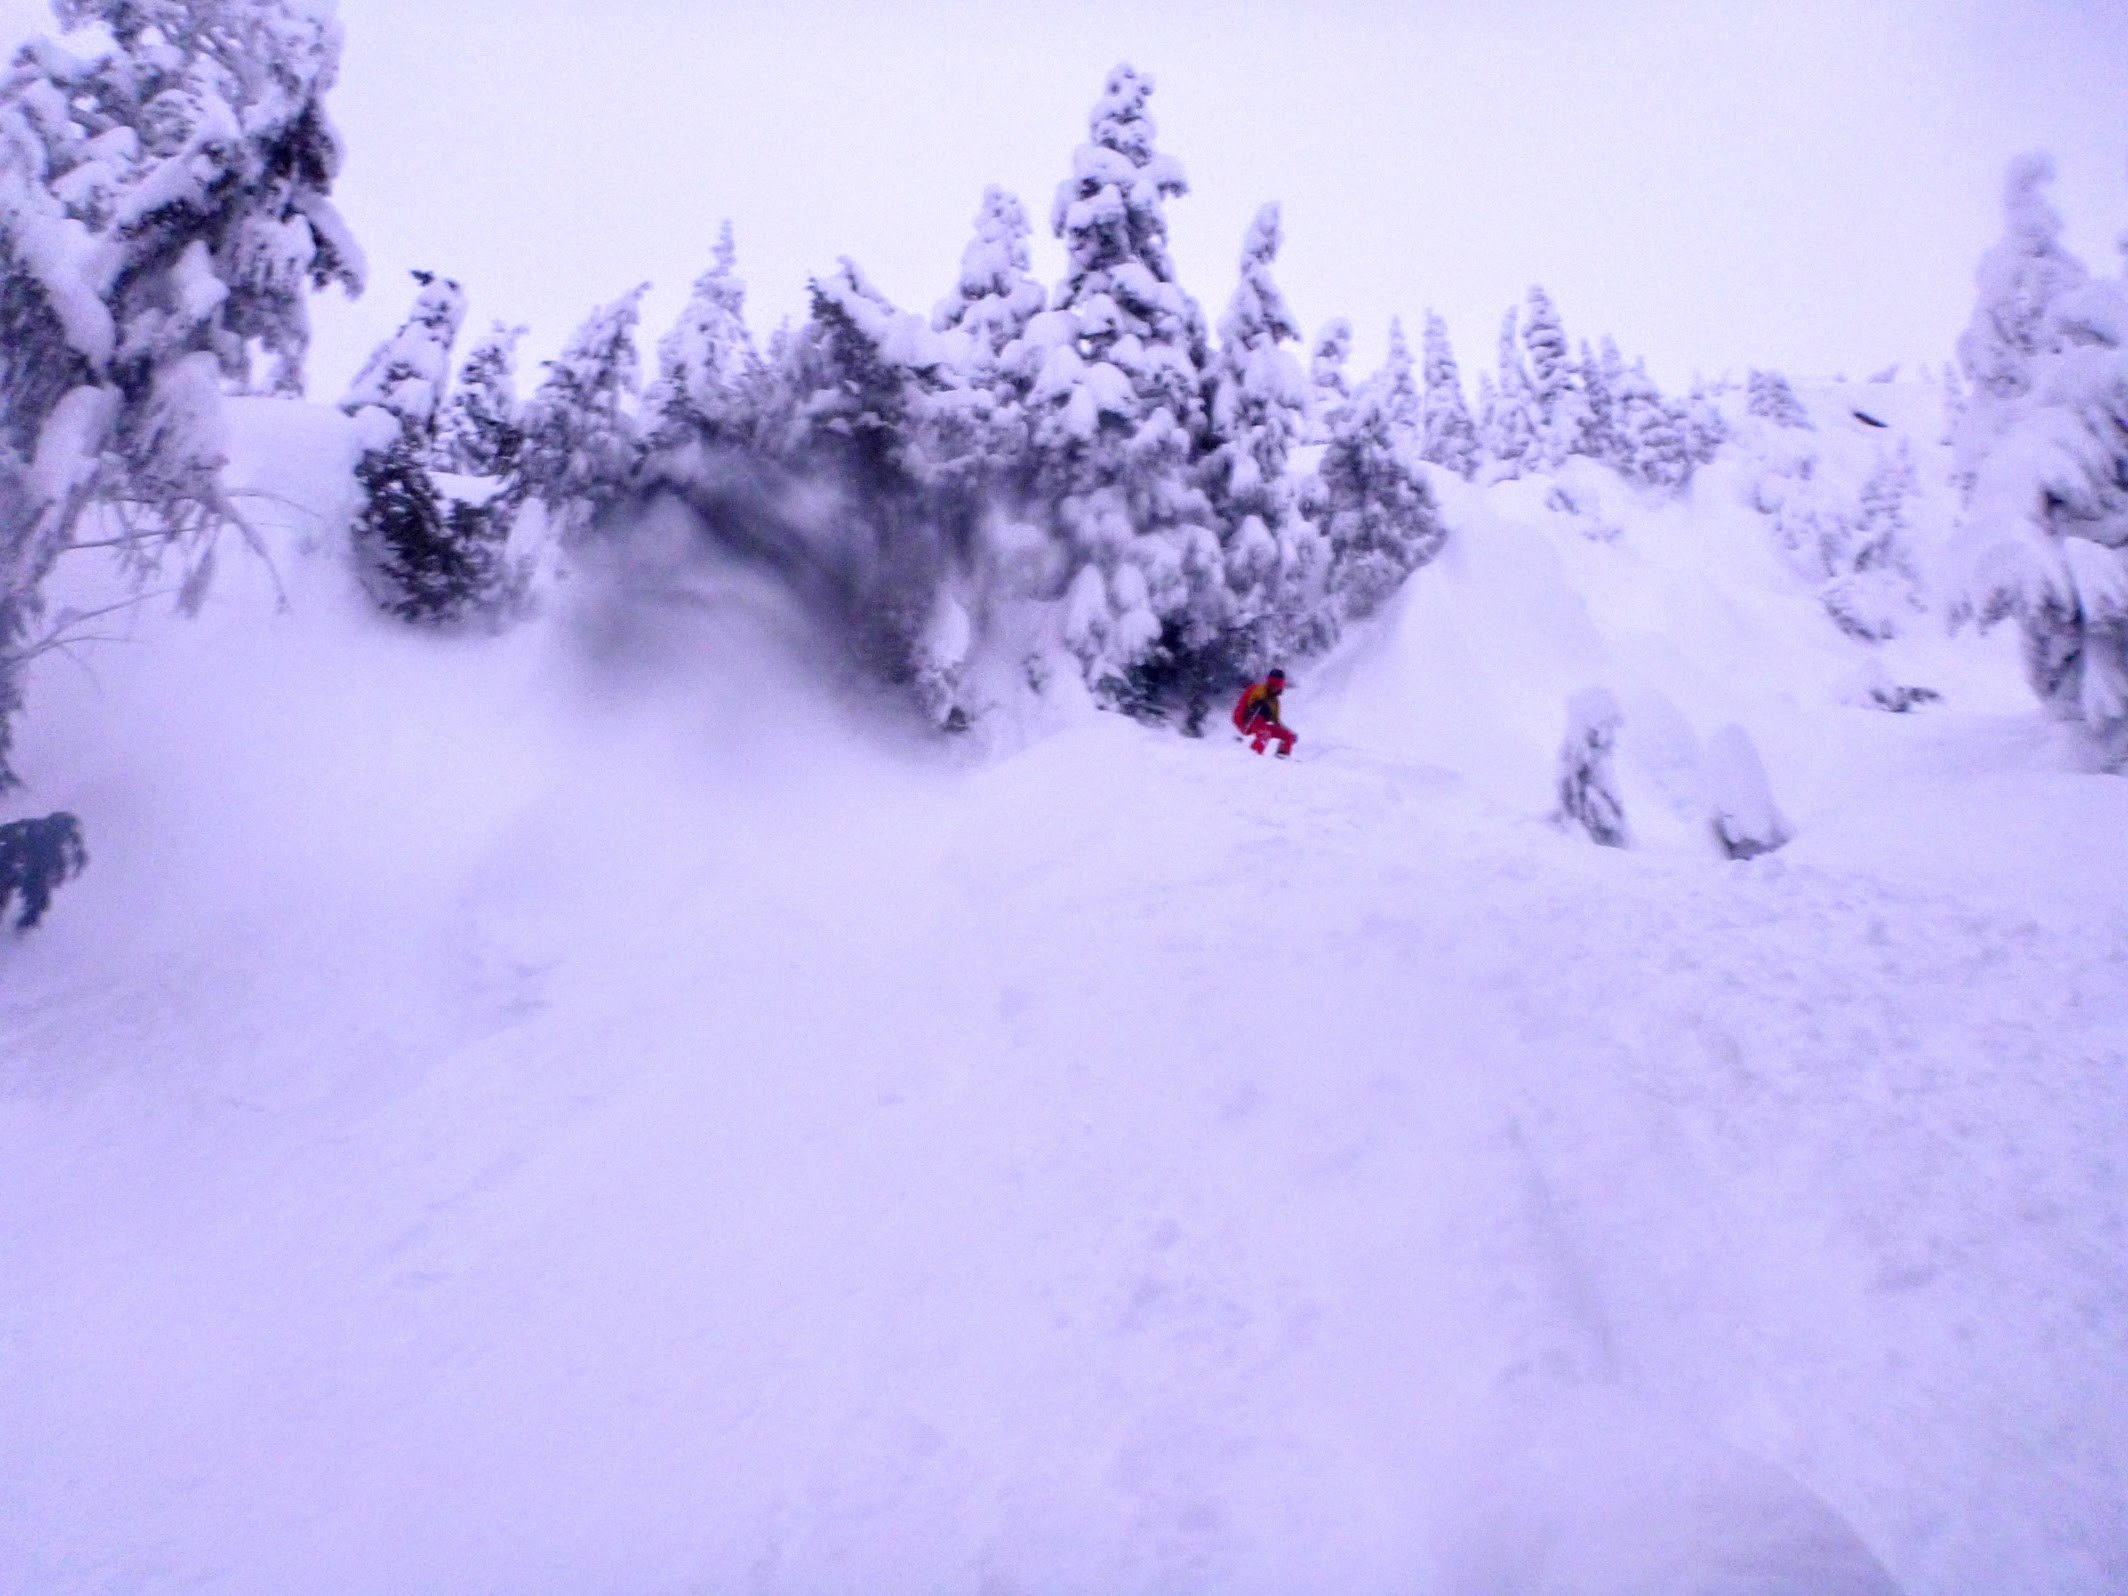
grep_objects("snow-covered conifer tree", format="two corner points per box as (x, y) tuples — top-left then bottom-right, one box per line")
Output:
(1044, 64), (1208, 420)
(1573, 338), (1615, 467)
(341, 271), (510, 626)
(341, 270), (464, 443)
(632, 251), (970, 719)
(1028, 64), (1224, 698)
(1679, 378), (1728, 467)
(1615, 357), (1689, 489)
(918, 187), (1047, 511)
(645, 221), (755, 451)
(347, 442), (513, 626)
(1521, 285), (1588, 467)
(1587, 338), (1630, 471)
(934, 188), (1044, 365)
(1378, 317), (1423, 436)
(1306, 318), (1354, 447)
(1419, 311), (1478, 478)
(1472, 370), (1499, 465)
(1477, 307), (1535, 480)
(434, 322), (526, 477)
(931, 186), (1045, 461)
(1953, 158), (2128, 745)
(1317, 331), (1447, 623)
(1203, 203), (1319, 658)
(518, 284), (649, 540)
(1521, 286), (1571, 407)
(783, 258), (951, 487)
(1820, 440), (1923, 642)
(1554, 687), (1628, 846)
(1746, 368), (1813, 430)
(1951, 154), (2087, 483)
(779, 258), (981, 695)
(0, 0), (363, 782)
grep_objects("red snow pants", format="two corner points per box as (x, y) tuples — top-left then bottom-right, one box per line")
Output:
(1244, 717), (1296, 756)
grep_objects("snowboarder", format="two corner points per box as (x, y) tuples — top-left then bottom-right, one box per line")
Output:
(1233, 668), (1297, 757)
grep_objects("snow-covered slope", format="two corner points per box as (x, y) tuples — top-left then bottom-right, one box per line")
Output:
(2, 393), (2123, 1594)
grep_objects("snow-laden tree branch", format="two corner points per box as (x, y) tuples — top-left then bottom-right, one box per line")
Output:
(0, 0), (361, 785)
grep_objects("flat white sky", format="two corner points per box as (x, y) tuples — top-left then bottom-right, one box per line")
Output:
(9, 0), (2127, 395)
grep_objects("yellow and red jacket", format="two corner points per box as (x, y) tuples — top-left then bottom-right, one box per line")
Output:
(1233, 679), (1284, 732)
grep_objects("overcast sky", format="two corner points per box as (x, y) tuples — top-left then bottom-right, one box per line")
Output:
(9, 0), (2127, 396)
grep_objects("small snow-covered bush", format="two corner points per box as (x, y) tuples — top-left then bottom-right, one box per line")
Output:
(0, 810), (85, 929)
(1554, 687), (1628, 847)
(1703, 723), (1791, 860)
(349, 446), (511, 626)
(911, 589), (974, 731)
(1872, 684), (1942, 713)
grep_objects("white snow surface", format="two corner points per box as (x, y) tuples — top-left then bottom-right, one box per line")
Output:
(2, 389), (2125, 1594)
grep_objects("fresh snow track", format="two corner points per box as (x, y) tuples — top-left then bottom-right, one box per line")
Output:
(2, 390), (2124, 1594)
